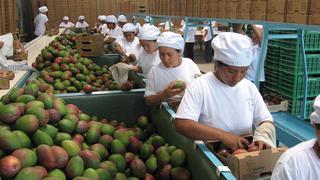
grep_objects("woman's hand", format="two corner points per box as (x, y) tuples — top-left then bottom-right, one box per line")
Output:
(162, 82), (184, 99)
(220, 132), (249, 151)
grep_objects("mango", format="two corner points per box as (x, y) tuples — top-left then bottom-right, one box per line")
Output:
(66, 86), (78, 93)
(79, 113), (90, 121)
(15, 167), (42, 180)
(0, 130), (21, 151)
(156, 146), (170, 167)
(100, 161), (117, 177)
(13, 130), (32, 148)
(47, 169), (67, 180)
(61, 140), (81, 157)
(146, 155), (157, 173)
(24, 83), (39, 97)
(79, 150), (101, 168)
(32, 130), (54, 146)
(36, 144), (57, 170)
(11, 102), (25, 114)
(73, 177), (91, 180)
(130, 159), (146, 179)
(39, 124), (58, 139)
(0, 155), (21, 178)
(100, 124), (115, 135)
(114, 129), (130, 146)
(115, 172), (127, 180)
(54, 132), (72, 145)
(152, 135), (166, 149)
(75, 121), (89, 134)
(65, 155), (84, 178)
(37, 93), (53, 109)
(128, 136), (140, 154)
(167, 145), (177, 155)
(59, 119), (76, 133)
(140, 143), (152, 160)
(48, 109), (61, 123)
(124, 152), (135, 166)
(172, 80), (186, 89)
(111, 139), (126, 155)
(108, 154), (126, 172)
(24, 100), (44, 111)
(16, 94), (36, 103)
(137, 116), (148, 129)
(26, 107), (49, 125)
(53, 98), (67, 117)
(12, 148), (37, 168)
(0, 94), (10, 104)
(91, 143), (107, 160)
(171, 167), (191, 180)
(83, 168), (99, 180)
(64, 113), (79, 124)
(160, 164), (172, 180)
(96, 168), (112, 180)
(8, 88), (24, 102)
(86, 127), (101, 144)
(0, 104), (21, 123)
(51, 146), (69, 168)
(15, 114), (39, 133)
(72, 134), (85, 146)
(170, 149), (186, 167)
(33, 165), (48, 178)
(99, 134), (114, 150)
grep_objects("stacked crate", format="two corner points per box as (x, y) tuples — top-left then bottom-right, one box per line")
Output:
(264, 30), (320, 117)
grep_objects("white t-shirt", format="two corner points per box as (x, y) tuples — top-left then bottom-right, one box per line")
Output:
(104, 26), (123, 39)
(145, 57), (201, 97)
(75, 21), (89, 28)
(115, 36), (141, 58)
(100, 24), (108, 35)
(59, 22), (75, 28)
(176, 72), (272, 136)
(271, 139), (320, 180)
(246, 44), (265, 82)
(137, 48), (161, 77)
(202, 26), (212, 42)
(181, 24), (197, 43)
(34, 13), (48, 36)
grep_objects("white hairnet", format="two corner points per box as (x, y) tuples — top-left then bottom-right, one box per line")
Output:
(106, 15), (117, 23)
(157, 31), (184, 50)
(123, 23), (136, 33)
(63, 16), (69, 21)
(211, 32), (253, 67)
(78, 15), (85, 20)
(311, 95), (320, 124)
(144, 16), (151, 23)
(39, 6), (48, 13)
(138, 25), (160, 40)
(100, 15), (106, 21)
(118, 15), (127, 23)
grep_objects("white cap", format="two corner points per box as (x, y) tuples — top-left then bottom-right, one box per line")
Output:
(144, 16), (151, 23)
(63, 16), (69, 21)
(78, 15), (85, 20)
(122, 23), (136, 33)
(157, 32), (184, 50)
(39, 6), (48, 13)
(138, 25), (160, 40)
(100, 15), (106, 21)
(118, 15), (127, 23)
(255, 24), (263, 29)
(310, 112), (320, 124)
(106, 15), (117, 23)
(211, 32), (253, 67)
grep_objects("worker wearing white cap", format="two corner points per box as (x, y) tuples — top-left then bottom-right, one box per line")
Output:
(75, 15), (89, 29)
(272, 95), (320, 180)
(131, 16), (141, 35)
(118, 15), (127, 28)
(142, 16), (152, 28)
(115, 23), (140, 63)
(97, 15), (107, 33)
(175, 32), (275, 151)
(144, 31), (201, 105)
(34, 6), (48, 36)
(104, 15), (123, 44)
(180, 22), (197, 60)
(59, 16), (75, 28)
(130, 25), (161, 76)
(245, 24), (265, 85)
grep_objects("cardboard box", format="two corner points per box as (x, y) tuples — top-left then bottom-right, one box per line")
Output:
(267, 13), (285, 23)
(237, 12), (250, 20)
(286, 0), (308, 14)
(75, 34), (104, 57)
(309, 0), (320, 15)
(285, 13), (307, 24)
(0, 76), (10, 90)
(237, 0), (251, 13)
(267, 0), (286, 13)
(308, 14), (320, 25)
(205, 140), (287, 180)
(250, 12), (267, 21)
(250, 0), (267, 13)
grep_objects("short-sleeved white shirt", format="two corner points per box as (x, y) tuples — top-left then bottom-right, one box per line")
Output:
(59, 22), (75, 28)
(246, 44), (265, 82)
(202, 26), (212, 42)
(115, 36), (140, 58)
(181, 25), (197, 43)
(104, 26), (123, 39)
(176, 72), (272, 136)
(271, 139), (320, 180)
(75, 21), (89, 28)
(137, 48), (160, 77)
(145, 58), (201, 97)
(34, 13), (48, 36)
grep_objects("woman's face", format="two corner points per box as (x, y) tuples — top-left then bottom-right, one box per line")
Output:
(215, 62), (249, 87)
(107, 22), (116, 29)
(158, 47), (181, 68)
(124, 32), (135, 42)
(139, 40), (157, 54)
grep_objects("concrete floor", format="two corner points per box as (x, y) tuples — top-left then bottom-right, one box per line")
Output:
(190, 42), (215, 73)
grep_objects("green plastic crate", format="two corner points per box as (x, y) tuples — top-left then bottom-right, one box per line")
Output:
(288, 99), (314, 118)
(278, 53), (320, 75)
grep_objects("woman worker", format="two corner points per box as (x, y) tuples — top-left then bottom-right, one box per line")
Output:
(34, 6), (48, 37)
(130, 25), (161, 77)
(59, 16), (74, 28)
(144, 31), (201, 105)
(174, 32), (276, 151)
(114, 23), (141, 63)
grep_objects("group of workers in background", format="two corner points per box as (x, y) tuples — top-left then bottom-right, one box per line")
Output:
(29, 5), (320, 180)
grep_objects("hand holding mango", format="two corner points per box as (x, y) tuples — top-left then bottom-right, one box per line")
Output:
(163, 81), (186, 99)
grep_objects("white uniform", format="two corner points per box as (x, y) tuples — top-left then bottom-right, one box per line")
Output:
(59, 22), (75, 28)
(145, 58), (201, 97)
(202, 26), (212, 42)
(271, 139), (320, 180)
(115, 36), (140, 58)
(137, 48), (160, 77)
(34, 13), (48, 36)
(134, 22), (142, 33)
(181, 24), (197, 43)
(176, 72), (272, 135)
(100, 24), (108, 34)
(75, 21), (89, 28)
(246, 44), (265, 82)
(104, 26), (123, 39)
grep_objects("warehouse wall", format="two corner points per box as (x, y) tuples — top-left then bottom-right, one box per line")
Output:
(0, 0), (17, 35)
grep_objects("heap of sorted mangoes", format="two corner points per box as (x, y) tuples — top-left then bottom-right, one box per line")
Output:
(0, 86), (190, 180)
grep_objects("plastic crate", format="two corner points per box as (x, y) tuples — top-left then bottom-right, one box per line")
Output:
(288, 99), (314, 118)
(278, 53), (320, 75)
